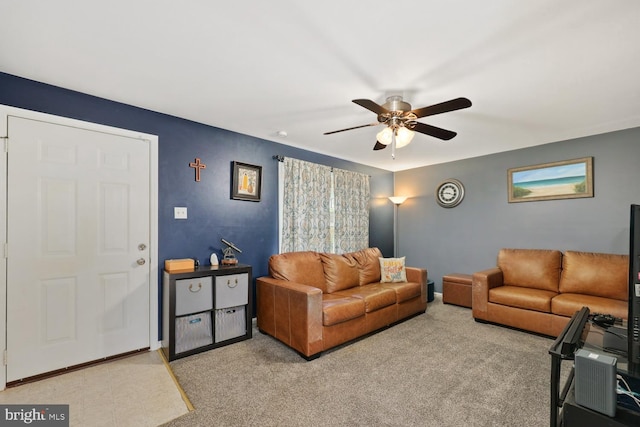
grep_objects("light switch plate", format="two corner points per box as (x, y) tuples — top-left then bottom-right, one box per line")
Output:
(174, 207), (188, 219)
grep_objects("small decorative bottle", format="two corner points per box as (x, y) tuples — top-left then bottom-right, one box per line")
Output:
(210, 253), (219, 266)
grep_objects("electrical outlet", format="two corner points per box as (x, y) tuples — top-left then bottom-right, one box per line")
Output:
(174, 207), (188, 219)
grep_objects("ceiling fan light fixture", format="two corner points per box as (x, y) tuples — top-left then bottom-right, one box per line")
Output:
(377, 126), (414, 148)
(376, 127), (393, 145)
(325, 95), (471, 154)
(395, 126), (415, 148)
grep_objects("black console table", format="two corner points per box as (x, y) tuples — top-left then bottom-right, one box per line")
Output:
(562, 384), (640, 427)
(162, 264), (252, 361)
(549, 308), (640, 426)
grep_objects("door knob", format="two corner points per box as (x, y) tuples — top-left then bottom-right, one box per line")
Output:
(138, 243), (147, 251)
(137, 258), (146, 265)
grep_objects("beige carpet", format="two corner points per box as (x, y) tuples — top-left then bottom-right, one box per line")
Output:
(164, 295), (564, 426)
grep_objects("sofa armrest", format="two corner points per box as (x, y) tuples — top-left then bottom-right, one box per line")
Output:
(256, 277), (324, 357)
(472, 267), (504, 320)
(406, 266), (428, 303)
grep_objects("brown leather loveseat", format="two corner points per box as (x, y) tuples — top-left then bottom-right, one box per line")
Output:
(472, 248), (628, 337)
(257, 248), (427, 359)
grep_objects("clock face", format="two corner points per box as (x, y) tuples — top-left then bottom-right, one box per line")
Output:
(436, 179), (464, 208)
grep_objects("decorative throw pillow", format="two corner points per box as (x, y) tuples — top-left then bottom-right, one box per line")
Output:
(379, 257), (407, 283)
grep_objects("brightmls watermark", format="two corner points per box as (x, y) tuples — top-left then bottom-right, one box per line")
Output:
(1, 405), (68, 426)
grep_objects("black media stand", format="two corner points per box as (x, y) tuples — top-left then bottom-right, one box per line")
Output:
(549, 307), (589, 427)
(549, 307), (640, 426)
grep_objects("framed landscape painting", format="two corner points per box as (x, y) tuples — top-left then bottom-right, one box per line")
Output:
(508, 157), (593, 203)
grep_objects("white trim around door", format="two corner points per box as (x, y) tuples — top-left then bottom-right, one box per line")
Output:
(0, 105), (159, 390)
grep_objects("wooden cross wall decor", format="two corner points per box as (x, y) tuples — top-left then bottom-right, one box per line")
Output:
(189, 158), (206, 182)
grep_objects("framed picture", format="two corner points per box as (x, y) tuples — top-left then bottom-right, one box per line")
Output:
(231, 161), (262, 202)
(508, 157), (593, 203)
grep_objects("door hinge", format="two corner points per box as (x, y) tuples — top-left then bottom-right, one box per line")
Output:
(3, 350), (7, 366)
(1, 136), (7, 153)
(3, 242), (7, 259)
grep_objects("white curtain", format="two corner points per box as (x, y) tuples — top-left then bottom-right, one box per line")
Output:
(280, 158), (333, 252)
(333, 168), (370, 253)
(279, 157), (370, 254)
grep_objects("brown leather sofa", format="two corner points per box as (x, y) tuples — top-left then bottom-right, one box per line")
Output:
(472, 248), (628, 337)
(256, 248), (427, 359)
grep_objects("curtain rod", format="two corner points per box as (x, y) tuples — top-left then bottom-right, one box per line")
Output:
(272, 155), (370, 177)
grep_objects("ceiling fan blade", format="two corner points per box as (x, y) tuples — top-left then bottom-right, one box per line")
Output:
(324, 122), (379, 135)
(373, 141), (387, 151)
(352, 99), (388, 115)
(412, 122), (457, 140)
(410, 97), (472, 119)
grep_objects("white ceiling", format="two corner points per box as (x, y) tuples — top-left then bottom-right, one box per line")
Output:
(1, 1), (639, 171)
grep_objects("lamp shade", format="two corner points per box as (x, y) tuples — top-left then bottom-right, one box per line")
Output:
(376, 126), (415, 148)
(395, 127), (415, 148)
(389, 196), (408, 205)
(376, 127), (393, 145)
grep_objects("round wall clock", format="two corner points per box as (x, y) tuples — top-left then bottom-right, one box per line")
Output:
(436, 179), (465, 208)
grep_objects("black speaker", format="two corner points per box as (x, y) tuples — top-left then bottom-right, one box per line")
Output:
(574, 349), (617, 417)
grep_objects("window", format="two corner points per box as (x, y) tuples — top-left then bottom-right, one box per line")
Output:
(278, 158), (369, 253)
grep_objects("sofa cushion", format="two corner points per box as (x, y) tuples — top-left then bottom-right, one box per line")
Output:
(345, 247), (382, 286)
(489, 285), (557, 313)
(552, 293), (628, 319)
(380, 281), (423, 303)
(269, 251), (327, 292)
(322, 294), (365, 326)
(559, 251), (628, 301)
(334, 284), (397, 313)
(379, 257), (407, 283)
(498, 249), (562, 292)
(320, 253), (360, 293)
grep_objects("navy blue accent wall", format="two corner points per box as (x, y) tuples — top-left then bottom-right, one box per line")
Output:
(0, 72), (394, 337)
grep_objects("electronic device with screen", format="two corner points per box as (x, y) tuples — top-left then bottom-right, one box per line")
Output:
(629, 204), (640, 374)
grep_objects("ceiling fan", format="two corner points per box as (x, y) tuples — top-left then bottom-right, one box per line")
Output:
(324, 95), (472, 154)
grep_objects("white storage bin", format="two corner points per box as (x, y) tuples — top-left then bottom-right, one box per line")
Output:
(215, 273), (248, 308)
(175, 311), (213, 354)
(215, 305), (246, 343)
(175, 276), (213, 316)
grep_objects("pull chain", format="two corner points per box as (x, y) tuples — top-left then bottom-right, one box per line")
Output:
(391, 128), (396, 159)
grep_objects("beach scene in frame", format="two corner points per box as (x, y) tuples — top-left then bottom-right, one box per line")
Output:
(508, 157), (593, 203)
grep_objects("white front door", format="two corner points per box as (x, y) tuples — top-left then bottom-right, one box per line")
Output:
(6, 116), (152, 382)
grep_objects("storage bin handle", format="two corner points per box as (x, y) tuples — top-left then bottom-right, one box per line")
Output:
(227, 278), (238, 288)
(189, 283), (202, 292)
